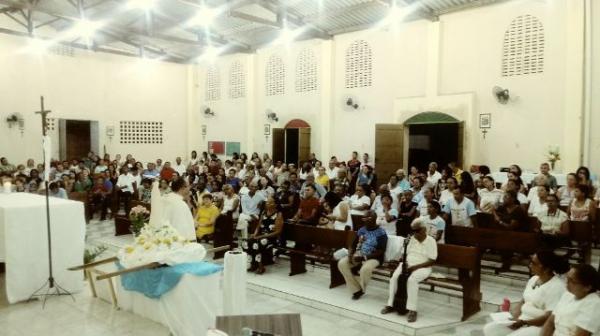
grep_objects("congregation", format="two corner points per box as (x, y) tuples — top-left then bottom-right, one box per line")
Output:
(0, 150), (599, 332)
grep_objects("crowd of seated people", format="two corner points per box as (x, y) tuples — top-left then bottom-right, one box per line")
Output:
(1, 152), (600, 325)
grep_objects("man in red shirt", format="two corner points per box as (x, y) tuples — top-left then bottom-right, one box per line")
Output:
(90, 176), (111, 220)
(160, 161), (176, 181)
(292, 184), (320, 225)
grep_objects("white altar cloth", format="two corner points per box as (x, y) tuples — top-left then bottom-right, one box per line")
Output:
(0, 193), (86, 303)
(118, 272), (222, 336)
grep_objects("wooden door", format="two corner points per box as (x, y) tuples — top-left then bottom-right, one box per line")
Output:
(375, 124), (404, 182)
(66, 120), (91, 160)
(298, 128), (311, 164)
(272, 128), (285, 163)
(457, 121), (465, 168)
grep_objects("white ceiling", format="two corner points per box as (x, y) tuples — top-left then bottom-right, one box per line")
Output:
(0, 0), (508, 63)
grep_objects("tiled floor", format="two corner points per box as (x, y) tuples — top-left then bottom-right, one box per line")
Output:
(5, 217), (594, 336)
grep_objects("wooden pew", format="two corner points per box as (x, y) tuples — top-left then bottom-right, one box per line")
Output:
(68, 191), (91, 223)
(114, 201), (151, 236)
(425, 244), (481, 321)
(212, 214), (234, 259)
(280, 223), (356, 288)
(565, 220), (593, 264)
(445, 225), (541, 276)
(374, 244), (481, 322)
(446, 226), (541, 255)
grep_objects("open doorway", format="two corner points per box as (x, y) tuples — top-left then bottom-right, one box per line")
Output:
(408, 123), (459, 171)
(272, 119), (311, 166)
(59, 119), (98, 160)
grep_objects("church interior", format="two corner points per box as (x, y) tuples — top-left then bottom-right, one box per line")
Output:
(1, 0), (600, 335)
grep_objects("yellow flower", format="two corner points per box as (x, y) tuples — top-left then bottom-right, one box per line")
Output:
(143, 242), (153, 250)
(125, 246), (135, 254)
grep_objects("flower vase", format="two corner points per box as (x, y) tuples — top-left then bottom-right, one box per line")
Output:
(552, 160), (562, 173)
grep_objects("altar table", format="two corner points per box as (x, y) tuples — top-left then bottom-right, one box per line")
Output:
(0, 193), (86, 303)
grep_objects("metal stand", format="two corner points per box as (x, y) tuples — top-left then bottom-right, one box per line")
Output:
(28, 96), (74, 307)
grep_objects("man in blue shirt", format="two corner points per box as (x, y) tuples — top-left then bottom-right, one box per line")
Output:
(337, 211), (387, 300)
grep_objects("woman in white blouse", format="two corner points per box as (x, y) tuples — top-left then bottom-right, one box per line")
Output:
(484, 250), (569, 336)
(556, 173), (578, 208)
(348, 184), (372, 216)
(324, 192), (353, 231)
(528, 185), (549, 217)
(541, 264), (600, 336)
(538, 194), (569, 249)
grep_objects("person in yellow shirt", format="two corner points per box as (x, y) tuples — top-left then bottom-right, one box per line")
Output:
(195, 194), (220, 240)
(316, 167), (330, 191)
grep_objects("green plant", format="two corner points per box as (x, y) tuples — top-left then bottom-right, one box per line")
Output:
(84, 245), (108, 264)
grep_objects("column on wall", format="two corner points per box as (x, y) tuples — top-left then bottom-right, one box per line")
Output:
(562, 0), (585, 168)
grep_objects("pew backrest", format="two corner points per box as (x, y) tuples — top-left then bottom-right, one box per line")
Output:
(283, 223), (356, 250)
(446, 226), (540, 255)
(435, 244), (480, 271)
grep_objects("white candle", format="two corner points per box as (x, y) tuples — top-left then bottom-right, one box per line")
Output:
(3, 181), (11, 194)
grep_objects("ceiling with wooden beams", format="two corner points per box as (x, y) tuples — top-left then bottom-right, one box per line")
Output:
(0, 0), (507, 63)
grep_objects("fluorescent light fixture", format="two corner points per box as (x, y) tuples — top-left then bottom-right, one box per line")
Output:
(196, 45), (222, 62)
(188, 6), (218, 26)
(70, 19), (103, 39)
(272, 26), (304, 46)
(127, 0), (157, 11)
(22, 38), (52, 55)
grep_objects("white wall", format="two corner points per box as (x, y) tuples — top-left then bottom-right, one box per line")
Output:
(589, 0), (600, 170)
(194, 0), (583, 172)
(1, 0), (591, 175)
(0, 33), (189, 165)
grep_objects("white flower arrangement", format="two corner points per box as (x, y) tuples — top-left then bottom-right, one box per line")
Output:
(118, 223), (206, 268)
(546, 146), (561, 163)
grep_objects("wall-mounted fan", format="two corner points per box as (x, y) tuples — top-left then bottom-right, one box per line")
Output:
(266, 108), (279, 122)
(492, 86), (510, 104)
(201, 105), (215, 117)
(342, 95), (360, 111)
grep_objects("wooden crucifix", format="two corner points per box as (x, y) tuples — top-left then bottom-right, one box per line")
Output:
(35, 96), (52, 137)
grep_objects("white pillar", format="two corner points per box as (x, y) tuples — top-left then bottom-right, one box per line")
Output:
(320, 40), (334, 161)
(563, 0), (585, 170)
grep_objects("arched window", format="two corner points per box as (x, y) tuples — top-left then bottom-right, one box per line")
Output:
(345, 39), (372, 88)
(229, 60), (245, 99)
(265, 54), (285, 96)
(295, 48), (317, 93)
(205, 65), (220, 101)
(502, 15), (545, 77)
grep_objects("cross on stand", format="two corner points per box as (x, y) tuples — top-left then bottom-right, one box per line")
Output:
(29, 96), (74, 307)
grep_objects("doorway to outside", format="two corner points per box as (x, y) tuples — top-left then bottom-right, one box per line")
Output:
(271, 119), (311, 166)
(59, 119), (99, 160)
(408, 123), (459, 172)
(406, 112), (462, 172)
(374, 112), (463, 179)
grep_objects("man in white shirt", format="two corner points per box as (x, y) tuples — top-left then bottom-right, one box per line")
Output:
(326, 159), (339, 182)
(173, 157), (187, 176)
(93, 159), (108, 174)
(442, 186), (477, 227)
(381, 219), (438, 322)
(237, 183), (265, 239)
(162, 178), (196, 241)
(116, 166), (136, 213)
(426, 162), (442, 187)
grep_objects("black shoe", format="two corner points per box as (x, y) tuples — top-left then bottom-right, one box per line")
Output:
(352, 290), (364, 300)
(380, 306), (395, 314)
(397, 309), (408, 316)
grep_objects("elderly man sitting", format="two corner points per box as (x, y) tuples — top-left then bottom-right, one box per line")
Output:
(381, 218), (438, 322)
(337, 212), (387, 300)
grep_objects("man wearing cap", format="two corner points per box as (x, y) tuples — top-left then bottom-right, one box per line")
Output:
(381, 218), (438, 322)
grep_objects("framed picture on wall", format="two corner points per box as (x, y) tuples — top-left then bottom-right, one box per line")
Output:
(479, 113), (491, 129)
(264, 124), (271, 136)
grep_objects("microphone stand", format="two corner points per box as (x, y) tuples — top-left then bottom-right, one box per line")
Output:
(28, 96), (74, 307)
